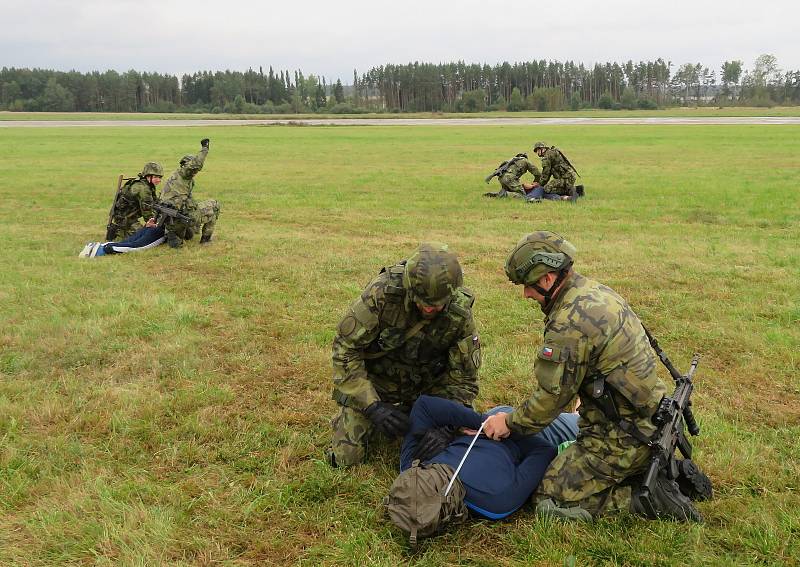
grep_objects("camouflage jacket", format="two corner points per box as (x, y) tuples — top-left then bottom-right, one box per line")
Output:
(159, 147), (208, 211)
(539, 147), (576, 187)
(506, 273), (667, 438)
(332, 262), (481, 411)
(502, 157), (541, 182)
(113, 176), (158, 223)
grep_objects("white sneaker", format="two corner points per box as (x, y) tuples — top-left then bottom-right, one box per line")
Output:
(79, 242), (94, 258)
(89, 243), (103, 258)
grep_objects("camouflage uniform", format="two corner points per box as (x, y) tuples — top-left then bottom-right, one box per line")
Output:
(503, 232), (667, 518)
(159, 147), (209, 247)
(537, 146), (577, 196)
(194, 199), (221, 241)
(329, 253), (481, 467)
(109, 176), (159, 239)
(499, 156), (541, 197)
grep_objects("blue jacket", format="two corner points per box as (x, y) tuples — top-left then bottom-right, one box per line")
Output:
(400, 395), (578, 519)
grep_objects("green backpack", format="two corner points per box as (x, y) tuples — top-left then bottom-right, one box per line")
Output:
(383, 460), (468, 546)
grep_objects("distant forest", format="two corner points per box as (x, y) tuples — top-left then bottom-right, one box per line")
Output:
(2, 54), (798, 114)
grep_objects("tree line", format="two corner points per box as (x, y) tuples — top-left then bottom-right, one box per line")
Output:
(2, 55), (798, 114)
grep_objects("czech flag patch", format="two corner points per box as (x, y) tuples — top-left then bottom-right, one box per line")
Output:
(542, 347), (554, 359)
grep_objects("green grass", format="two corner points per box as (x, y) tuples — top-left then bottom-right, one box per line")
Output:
(2, 106), (800, 121)
(1, 123), (799, 565)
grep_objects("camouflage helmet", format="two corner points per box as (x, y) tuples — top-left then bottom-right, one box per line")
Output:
(384, 462), (467, 547)
(179, 154), (195, 166)
(403, 242), (463, 306)
(533, 141), (548, 151)
(141, 161), (163, 177)
(505, 231), (576, 286)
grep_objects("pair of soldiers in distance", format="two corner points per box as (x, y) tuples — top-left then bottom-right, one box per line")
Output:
(485, 141), (584, 203)
(106, 138), (220, 249)
(328, 234), (708, 532)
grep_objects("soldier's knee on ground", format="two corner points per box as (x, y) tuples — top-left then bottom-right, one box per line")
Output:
(328, 406), (373, 467)
(166, 231), (183, 249)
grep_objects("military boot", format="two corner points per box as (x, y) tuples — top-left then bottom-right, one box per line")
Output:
(535, 498), (593, 522)
(199, 233), (213, 245)
(676, 459), (713, 501)
(166, 231), (183, 249)
(568, 186), (578, 202)
(575, 185), (585, 197)
(631, 471), (703, 522)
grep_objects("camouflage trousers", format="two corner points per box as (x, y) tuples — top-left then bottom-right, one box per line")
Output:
(498, 173), (527, 197)
(542, 174), (577, 196)
(108, 213), (144, 241)
(164, 199), (220, 247)
(326, 404), (411, 467)
(532, 424), (651, 517)
(195, 198), (221, 238)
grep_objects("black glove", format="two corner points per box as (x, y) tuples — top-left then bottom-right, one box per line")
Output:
(412, 425), (458, 461)
(363, 402), (410, 438)
(200, 138), (210, 149)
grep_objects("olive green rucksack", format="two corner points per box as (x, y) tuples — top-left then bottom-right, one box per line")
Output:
(383, 461), (467, 546)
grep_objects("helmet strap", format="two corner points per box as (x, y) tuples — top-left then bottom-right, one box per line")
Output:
(534, 263), (573, 312)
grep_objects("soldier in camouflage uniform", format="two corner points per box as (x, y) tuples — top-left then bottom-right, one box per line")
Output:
(327, 242), (481, 467)
(483, 231), (701, 522)
(159, 138), (219, 247)
(107, 162), (163, 240)
(531, 141), (579, 201)
(484, 153), (544, 200)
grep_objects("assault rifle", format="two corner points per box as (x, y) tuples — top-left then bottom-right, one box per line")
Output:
(484, 153), (527, 183)
(105, 174), (125, 240)
(638, 327), (702, 518)
(152, 202), (192, 226)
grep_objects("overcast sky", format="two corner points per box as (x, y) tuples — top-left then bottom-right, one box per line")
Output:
(2, 0), (798, 81)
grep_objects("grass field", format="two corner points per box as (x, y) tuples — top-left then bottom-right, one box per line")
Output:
(2, 106), (800, 121)
(1, 122), (799, 566)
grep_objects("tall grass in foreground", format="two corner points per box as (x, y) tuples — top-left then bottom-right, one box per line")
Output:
(0, 124), (798, 565)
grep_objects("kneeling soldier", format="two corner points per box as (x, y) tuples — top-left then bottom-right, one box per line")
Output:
(327, 242), (481, 467)
(484, 231), (701, 522)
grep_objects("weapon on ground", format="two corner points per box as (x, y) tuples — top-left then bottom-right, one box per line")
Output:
(152, 202), (192, 225)
(105, 174), (125, 240)
(638, 327), (702, 518)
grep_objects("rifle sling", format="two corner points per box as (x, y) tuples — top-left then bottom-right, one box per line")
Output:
(361, 319), (430, 360)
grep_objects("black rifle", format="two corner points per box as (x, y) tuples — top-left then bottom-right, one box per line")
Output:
(638, 327), (702, 518)
(152, 202), (192, 226)
(484, 154), (527, 184)
(554, 147), (581, 178)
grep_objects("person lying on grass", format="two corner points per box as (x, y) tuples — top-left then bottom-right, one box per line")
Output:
(384, 394), (578, 544)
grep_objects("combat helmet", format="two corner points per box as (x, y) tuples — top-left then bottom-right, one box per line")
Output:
(179, 154), (195, 166)
(505, 230), (576, 286)
(403, 242), (463, 306)
(533, 141), (548, 151)
(141, 161), (164, 177)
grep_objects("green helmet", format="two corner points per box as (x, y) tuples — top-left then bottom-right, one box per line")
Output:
(533, 141), (547, 151)
(179, 154), (195, 166)
(141, 161), (163, 177)
(403, 242), (463, 306)
(505, 231), (576, 286)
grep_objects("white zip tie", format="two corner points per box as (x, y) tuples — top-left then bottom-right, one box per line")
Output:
(444, 419), (487, 497)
